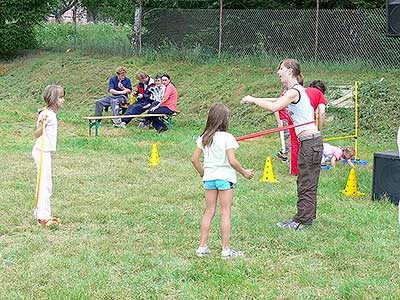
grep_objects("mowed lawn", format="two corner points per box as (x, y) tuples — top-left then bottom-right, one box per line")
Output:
(0, 52), (399, 300)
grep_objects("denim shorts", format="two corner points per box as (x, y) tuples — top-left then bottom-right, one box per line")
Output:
(203, 179), (235, 190)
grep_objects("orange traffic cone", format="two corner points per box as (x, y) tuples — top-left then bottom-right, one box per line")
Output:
(340, 168), (364, 196)
(260, 156), (279, 183)
(149, 144), (160, 166)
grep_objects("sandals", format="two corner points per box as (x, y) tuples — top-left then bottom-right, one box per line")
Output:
(37, 218), (60, 226)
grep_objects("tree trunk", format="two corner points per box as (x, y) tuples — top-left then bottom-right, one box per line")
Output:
(131, 1), (142, 53)
(73, 0), (77, 50)
(53, 0), (75, 21)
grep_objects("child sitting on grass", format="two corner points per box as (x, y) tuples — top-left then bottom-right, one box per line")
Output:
(321, 143), (355, 168)
(32, 85), (65, 226)
(191, 103), (254, 259)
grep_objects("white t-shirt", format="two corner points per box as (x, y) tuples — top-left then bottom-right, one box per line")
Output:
(33, 109), (58, 152)
(196, 131), (239, 183)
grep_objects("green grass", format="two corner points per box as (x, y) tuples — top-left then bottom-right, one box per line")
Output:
(34, 23), (132, 56)
(0, 52), (399, 299)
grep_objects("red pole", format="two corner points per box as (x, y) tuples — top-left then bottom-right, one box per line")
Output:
(236, 121), (315, 142)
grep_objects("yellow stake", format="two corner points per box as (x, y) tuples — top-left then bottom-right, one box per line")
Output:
(35, 110), (47, 210)
(354, 81), (359, 160)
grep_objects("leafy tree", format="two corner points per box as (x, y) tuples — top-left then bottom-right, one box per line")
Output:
(51, 0), (76, 20)
(0, 0), (58, 54)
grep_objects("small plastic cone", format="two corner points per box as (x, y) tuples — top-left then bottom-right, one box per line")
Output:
(149, 144), (160, 166)
(260, 156), (279, 183)
(340, 168), (364, 196)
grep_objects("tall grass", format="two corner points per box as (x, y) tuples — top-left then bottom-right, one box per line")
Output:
(35, 23), (132, 56)
(34, 23), (400, 72)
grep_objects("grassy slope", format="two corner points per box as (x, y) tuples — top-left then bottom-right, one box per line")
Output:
(0, 52), (399, 300)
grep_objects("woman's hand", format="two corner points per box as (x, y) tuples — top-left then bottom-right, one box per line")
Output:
(241, 95), (255, 104)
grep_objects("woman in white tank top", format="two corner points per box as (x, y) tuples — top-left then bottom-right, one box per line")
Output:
(241, 59), (323, 230)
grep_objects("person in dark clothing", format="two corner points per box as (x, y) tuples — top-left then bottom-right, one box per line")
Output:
(121, 70), (154, 126)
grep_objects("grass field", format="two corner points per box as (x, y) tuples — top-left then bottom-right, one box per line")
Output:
(0, 51), (399, 300)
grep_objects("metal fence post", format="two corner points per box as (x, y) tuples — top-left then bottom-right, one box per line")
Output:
(218, 0), (223, 59)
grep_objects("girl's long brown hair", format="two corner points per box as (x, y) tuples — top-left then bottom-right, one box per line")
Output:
(201, 103), (230, 147)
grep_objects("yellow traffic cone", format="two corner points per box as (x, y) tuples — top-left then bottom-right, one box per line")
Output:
(149, 143), (160, 166)
(340, 168), (364, 196)
(260, 156), (279, 183)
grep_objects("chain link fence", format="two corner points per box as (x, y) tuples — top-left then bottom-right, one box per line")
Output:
(143, 9), (400, 68)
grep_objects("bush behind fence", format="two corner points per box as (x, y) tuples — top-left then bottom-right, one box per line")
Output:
(36, 9), (400, 68)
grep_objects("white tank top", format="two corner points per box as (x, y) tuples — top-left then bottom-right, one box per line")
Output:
(287, 84), (318, 135)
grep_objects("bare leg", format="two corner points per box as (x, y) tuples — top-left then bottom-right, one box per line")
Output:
(199, 189), (218, 247)
(279, 130), (286, 154)
(219, 189), (234, 250)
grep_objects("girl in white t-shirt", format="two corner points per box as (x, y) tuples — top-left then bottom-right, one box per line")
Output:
(32, 85), (65, 226)
(191, 103), (254, 259)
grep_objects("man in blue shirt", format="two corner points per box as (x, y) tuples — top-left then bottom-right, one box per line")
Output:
(94, 67), (132, 127)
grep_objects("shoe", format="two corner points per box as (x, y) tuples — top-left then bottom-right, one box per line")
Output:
(89, 121), (97, 128)
(276, 219), (293, 227)
(276, 220), (305, 230)
(196, 246), (211, 257)
(157, 127), (168, 134)
(277, 151), (288, 162)
(138, 121), (150, 129)
(221, 249), (244, 259)
(37, 218), (60, 226)
(320, 164), (332, 170)
(113, 122), (126, 128)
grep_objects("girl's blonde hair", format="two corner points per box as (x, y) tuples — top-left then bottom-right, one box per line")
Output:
(201, 103), (230, 147)
(43, 85), (65, 108)
(279, 59), (304, 86)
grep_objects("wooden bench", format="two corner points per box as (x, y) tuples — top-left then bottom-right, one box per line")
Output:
(82, 112), (179, 137)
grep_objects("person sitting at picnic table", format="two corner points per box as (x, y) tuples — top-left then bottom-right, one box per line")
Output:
(94, 66), (132, 128)
(137, 74), (165, 129)
(121, 70), (154, 126)
(147, 74), (178, 133)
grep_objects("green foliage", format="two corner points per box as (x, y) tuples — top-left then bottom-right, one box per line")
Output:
(35, 23), (132, 55)
(0, 0), (58, 54)
(81, 0), (136, 25)
(73, 0), (386, 27)
(358, 78), (400, 141)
